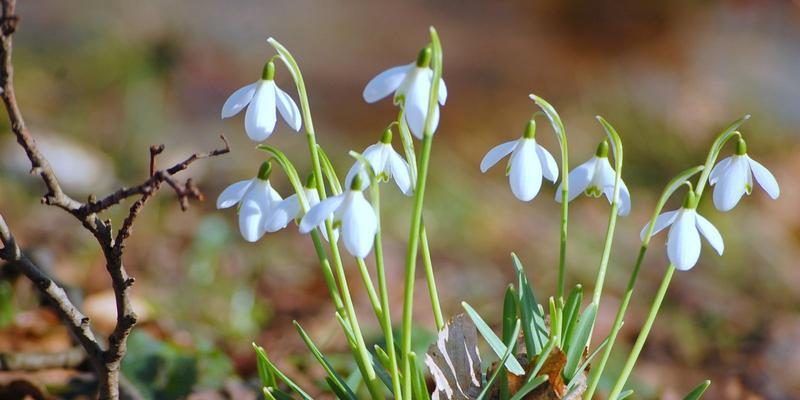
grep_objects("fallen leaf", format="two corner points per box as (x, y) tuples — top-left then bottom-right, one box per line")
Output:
(425, 314), (483, 400)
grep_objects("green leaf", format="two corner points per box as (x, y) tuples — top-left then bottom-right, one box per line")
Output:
(530, 335), (558, 379)
(462, 302), (525, 376)
(502, 285), (518, 343)
(317, 145), (342, 195)
(617, 389), (634, 399)
(293, 321), (356, 399)
(409, 352), (431, 400)
(263, 387), (295, 400)
(563, 303), (597, 380)
(256, 145), (308, 209)
(566, 335), (609, 393)
(509, 375), (548, 400)
(252, 343), (313, 400)
(477, 319), (521, 400)
(683, 380), (711, 400)
(561, 284), (583, 350)
(511, 253), (547, 354)
(529, 94), (565, 145)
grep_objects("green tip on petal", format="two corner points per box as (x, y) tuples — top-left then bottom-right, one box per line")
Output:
(262, 61), (275, 80)
(350, 173), (364, 191)
(735, 138), (747, 156)
(257, 160), (273, 181)
(380, 127), (393, 144)
(595, 139), (610, 158)
(304, 173), (316, 189)
(416, 46), (432, 68)
(682, 190), (699, 209)
(523, 119), (536, 139)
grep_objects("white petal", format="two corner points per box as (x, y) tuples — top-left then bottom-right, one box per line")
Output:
(244, 81), (277, 142)
(299, 194), (345, 233)
(535, 144), (559, 182)
(275, 85), (302, 131)
(364, 143), (388, 174)
(596, 158), (631, 215)
(509, 139), (542, 202)
(221, 82), (257, 119)
(709, 156), (732, 185)
(216, 179), (254, 209)
(641, 209), (679, 241)
(556, 158), (595, 202)
(438, 76), (448, 105)
(712, 156), (748, 212)
(694, 213), (724, 255)
(345, 161), (364, 190)
(405, 74), (438, 139)
(238, 181), (271, 242)
(340, 192), (377, 258)
(615, 180), (632, 216)
(265, 196), (297, 233)
(747, 156), (780, 199)
(363, 64), (412, 103)
(388, 149), (413, 196)
(667, 210), (701, 271)
(480, 140), (517, 173)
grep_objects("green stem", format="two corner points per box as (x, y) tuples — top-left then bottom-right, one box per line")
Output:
(420, 224), (444, 330)
(607, 265), (675, 399)
(371, 184), (403, 400)
(401, 27), (443, 399)
(268, 38), (382, 399)
(310, 230), (345, 314)
(356, 257), (384, 322)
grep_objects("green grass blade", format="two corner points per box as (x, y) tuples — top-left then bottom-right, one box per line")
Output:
(683, 380), (711, 400)
(462, 302), (525, 375)
(563, 303), (597, 380)
(253, 344), (313, 400)
(561, 284), (583, 350)
(617, 389), (634, 399)
(409, 352), (431, 400)
(477, 320), (521, 400)
(511, 253), (547, 354)
(293, 321), (357, 399)
(509, 375), (548, 400)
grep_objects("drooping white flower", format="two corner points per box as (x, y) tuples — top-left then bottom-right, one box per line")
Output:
(299, 175), (378, 258)
(216, 162), (291, 242)
(271, 176), (338, 242)
(221, 61), (301, 142)
(345, 129), (413, 195)
(709, 138), (779, 212)
(362, 47), (447, 139)
(555, 140), (631, 215)
(480, 120), (558, 202)
(641, 193), (724, 271)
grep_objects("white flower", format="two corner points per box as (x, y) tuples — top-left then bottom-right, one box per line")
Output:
(362, 48), (447, 139)
(216, 167), (291, 242)
(273, 185), (338, 242)
(480, 123), (558, 202)
(555, 141), (631, 215)
(221, 61), (301, 142)
(641, 207), (724, 271)
(299, 179), (377, 258)
(345, 132), (413, 195)
(709, 141), (779, 212)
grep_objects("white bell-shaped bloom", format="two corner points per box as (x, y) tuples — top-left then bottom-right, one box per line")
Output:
(362, 48), (447, 139)
(709, 139), (779, 212)
(221, 61), (301, 142)
(555, 141), (631, 216)
(216, 163), (291, 242)
(272, 182), (339, 242)
(345, 130), (413, 195)
(641, 197), (724, 271)
(299, 176), (377, 258)
(480, 121), (558, 202)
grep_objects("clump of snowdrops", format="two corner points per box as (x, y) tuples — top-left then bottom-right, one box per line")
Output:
(215, 27), (779, 400)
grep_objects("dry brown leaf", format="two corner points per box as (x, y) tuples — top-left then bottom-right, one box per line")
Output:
(425, 314), (483, 400)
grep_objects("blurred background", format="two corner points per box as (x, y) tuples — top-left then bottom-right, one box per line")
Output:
(1, 1), (798, 399)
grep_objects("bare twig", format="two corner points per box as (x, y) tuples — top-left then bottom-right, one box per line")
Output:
(0, 1), (229, 398)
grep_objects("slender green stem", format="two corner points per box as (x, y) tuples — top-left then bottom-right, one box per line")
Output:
(607, 265), (675, 399)
(401, 27), (443, 399)
(356, 257), (384, 322)
(371, 184), (403, 400)
(268, 38), (382, 399)
(420, 224), (444, 330)
(310, 230), (345, 314)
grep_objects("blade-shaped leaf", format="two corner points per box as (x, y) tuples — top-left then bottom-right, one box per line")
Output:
(293, 321), (356, 399)
(511, 253), (547, 354)
(563, 303), (597, 380)
(462, 302), (525, 375)
(509, 375), (548, 400)
(477, 319), (521, 400)
(253, 344), (313, 400)
(683, 380), (711, 400)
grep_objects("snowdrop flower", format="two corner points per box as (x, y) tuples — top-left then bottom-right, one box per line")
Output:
(345, 128), (413, 195)
(641, 192), (723, 271)
(363, 47), (447, 139)
(709, 138), (779, 212)
(480, 120), (559, 202)
(216, 161), (291, 242)
(221, 61), (301, 142)
(555, 140), (631, 215)
(299, 174), (378, 258)
(271, 175), (338, 242)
